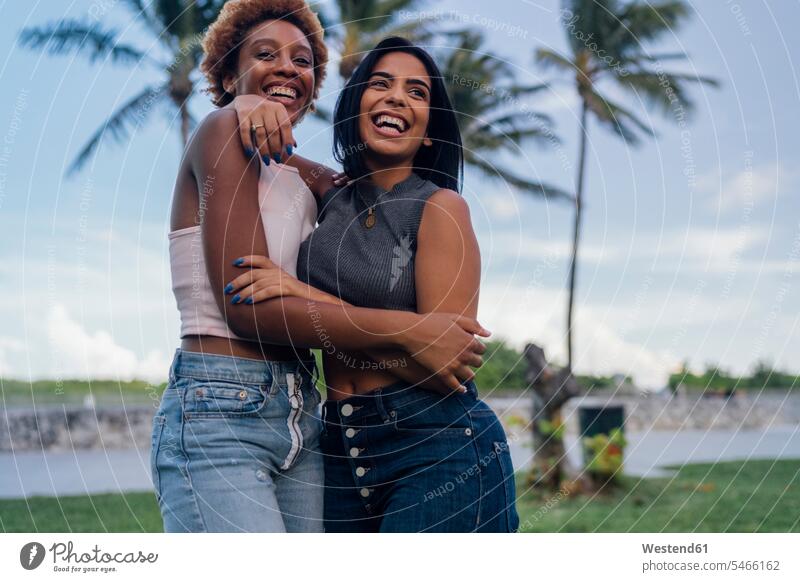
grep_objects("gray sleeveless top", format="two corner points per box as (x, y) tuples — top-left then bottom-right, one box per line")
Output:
(297, 172), (440, 311)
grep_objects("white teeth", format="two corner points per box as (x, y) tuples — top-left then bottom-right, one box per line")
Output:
(375, 114), (406, 132)
(266, 86), (297, 99)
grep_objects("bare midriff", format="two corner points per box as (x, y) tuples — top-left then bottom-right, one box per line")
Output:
(322, 351), (398, 400)
(181, 335), (311, 362)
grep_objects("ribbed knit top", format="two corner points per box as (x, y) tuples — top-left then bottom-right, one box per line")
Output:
(297, 172), (440, 311)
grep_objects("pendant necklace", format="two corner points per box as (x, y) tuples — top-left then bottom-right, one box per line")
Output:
(357, 182), (383, 229)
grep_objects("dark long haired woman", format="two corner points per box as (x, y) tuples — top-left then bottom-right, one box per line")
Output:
(233, 37), (519, 532)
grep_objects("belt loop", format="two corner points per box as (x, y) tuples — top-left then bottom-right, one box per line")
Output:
(169, 349), (180, 382)
(465, 379), (478, 398)
(374, 389), (391, 424)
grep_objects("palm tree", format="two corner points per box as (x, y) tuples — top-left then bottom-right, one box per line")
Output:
(19, 0), (225, 175)
(319, 0), (437, 80)
(441, 30), (568, 199)
(537, 0), (718, 370)
(320, 3), (569, 199)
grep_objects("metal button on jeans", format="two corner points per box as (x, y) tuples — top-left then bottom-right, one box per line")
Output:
(345, 428), (357, 438)
(349, 447), (360, 458)
(360, 488), (370, 498)
(465, 428), (472, 436)
(341, 404), (354, 417)
(238, 390), (247, 400)
(355, 466), (367, 477)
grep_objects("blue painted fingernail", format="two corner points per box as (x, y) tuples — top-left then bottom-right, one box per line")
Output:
(245, 297), (253, 305)
(232, 294), (241, 304)
(286, 144), (293, 156)
(244, 148), (253, 157)
(224, 283), (234, 294)
(262, 155), (270, 166)
(272, 153), (281, 164)
(233, 258), (244, 266)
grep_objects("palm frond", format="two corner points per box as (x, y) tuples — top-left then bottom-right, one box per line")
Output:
(466, 154), (572, 202)
(119, 0), (164, 38)
(616, 0), (689, 47)
(18, 19), (150, 65)
(619, 69), (717, 117)
(535, 48), (576, 73)
(68, 84), (167, 175)
(583, 89), (653, 144)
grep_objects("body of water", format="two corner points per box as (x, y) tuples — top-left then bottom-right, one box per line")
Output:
(1, 426), (799, 498)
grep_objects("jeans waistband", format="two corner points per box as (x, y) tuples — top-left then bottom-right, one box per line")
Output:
(169, 349), (317, 385)
(322, 379), (477, 426)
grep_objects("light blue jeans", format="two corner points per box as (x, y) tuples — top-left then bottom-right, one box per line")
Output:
(150, 349), (324, 532)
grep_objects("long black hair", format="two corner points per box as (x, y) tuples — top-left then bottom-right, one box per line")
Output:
(333, 36), (463, 193)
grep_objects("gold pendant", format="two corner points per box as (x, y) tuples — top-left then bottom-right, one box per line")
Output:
(365, 209), (376, 228)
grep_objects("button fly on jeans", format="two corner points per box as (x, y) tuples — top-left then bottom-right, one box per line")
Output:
(349, 447), (360, 458)
(355, 466), (367, 477)
(345, 428), (358, 438)
(341, 404), (354, 417)
(360, 488), (370, 498)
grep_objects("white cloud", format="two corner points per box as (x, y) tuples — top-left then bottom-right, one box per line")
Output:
(0, 337), (26, 377)
(47, 303), (170, 382)
(482, 231), (616, 265)
(700, 161), (787, 212)
(478, 283), (681, 389)
(642, 225), (769, 272)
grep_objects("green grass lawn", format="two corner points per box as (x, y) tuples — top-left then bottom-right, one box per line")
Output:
(0, 492), (163, 532)
(1, 460), (798, 532)
(0, 378), (166, 407)
(518, 459), (800, 532)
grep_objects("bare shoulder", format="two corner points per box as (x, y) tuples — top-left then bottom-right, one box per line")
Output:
(190, 108), (239, 149)
(422, 188), (472, 225)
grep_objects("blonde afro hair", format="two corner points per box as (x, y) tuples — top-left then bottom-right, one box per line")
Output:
(201, 0), (328, 108)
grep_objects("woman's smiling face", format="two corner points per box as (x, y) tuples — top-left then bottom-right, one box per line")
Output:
(224, 19), (315, 123)
(358, 51), (433, 167)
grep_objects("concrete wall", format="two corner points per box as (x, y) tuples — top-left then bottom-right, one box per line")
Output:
(2, 390), (799, 451)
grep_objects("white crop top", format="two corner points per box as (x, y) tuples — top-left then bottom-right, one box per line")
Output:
(168, 161), (317, 340)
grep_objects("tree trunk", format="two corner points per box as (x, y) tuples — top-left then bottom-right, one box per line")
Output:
(566, 101), (589, 372)
(180, 103), (190, 146)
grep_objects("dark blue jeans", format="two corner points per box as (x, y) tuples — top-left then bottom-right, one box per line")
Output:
(321, 380), (519, 532)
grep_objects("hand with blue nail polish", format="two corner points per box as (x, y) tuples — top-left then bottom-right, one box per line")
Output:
(230, 95), (297, 167)
(223, 254), (304, 307)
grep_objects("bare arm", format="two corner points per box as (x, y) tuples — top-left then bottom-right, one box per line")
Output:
(341, 189), (485, 393)
(191, 109), (484, 386)
(413, 188), (484, 379)
(415, 189), (481, 315)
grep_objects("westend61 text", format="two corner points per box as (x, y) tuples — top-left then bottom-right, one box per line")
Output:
(642, 543), (708, 554)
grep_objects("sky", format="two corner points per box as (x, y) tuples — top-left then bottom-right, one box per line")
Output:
(0, 0), (797, 389)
